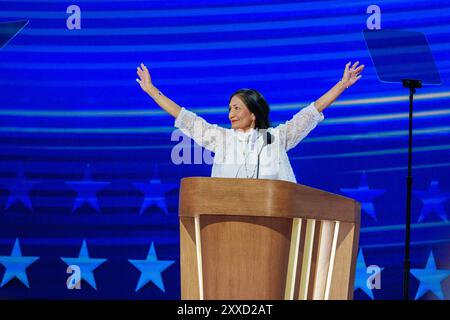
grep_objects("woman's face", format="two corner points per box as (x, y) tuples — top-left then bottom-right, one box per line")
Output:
(228, 95), (256, 132)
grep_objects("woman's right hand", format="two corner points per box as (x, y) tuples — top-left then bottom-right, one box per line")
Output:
(136, 63), (181, 118)
(136, 63), (153, 94)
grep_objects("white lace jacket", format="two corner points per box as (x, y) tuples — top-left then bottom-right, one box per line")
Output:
(174, 102), (324, 183)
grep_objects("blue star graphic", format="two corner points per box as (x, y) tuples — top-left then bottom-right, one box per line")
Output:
(414, 179), (449, 223)
(66, 164), (109, 213)
(0, 164), (37, 211)
(133, 165), (176, 215)
(60, 240), (107, 290)
(128, 242), (175, 292)
(0, 238), (39, 288)
(354, 249), (383, 299)
(411, 251), (450, 300)
(340, 172), (385, 222)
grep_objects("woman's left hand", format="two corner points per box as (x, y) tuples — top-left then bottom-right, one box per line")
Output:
(341, 61), (365, 88)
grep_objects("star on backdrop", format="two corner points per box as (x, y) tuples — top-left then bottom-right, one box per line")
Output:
(354, 248), (383, 300)
(340, 172), (385, 222)
(133, 165), (177, 215)
(410, 251), (450, 300)
(65, 163), (110, 213)
(0, 164), (37, 211)
(413, 179), (449, 223)
(60, 240), (107, 290)
(0, 238), (39, 288)
(128, 242), (175, 292)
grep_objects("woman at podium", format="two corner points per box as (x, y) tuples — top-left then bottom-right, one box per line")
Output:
(136, 62), (364, 183)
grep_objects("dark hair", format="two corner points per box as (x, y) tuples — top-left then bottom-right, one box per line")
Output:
(229, 88), (271, 129)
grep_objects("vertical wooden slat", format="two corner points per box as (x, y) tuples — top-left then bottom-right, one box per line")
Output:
(194, 216), (204, 300)
(348, 222), (360, 300)
(324, 221), (340, 300)
(284, 218), (302, 299)
(329, 222), (360, 300)
(298, 219), (316, 300)
(179, 217), (200, 299)
(312, 220), (335, 300)
(293, 219), (307, 297)
(306, 221), (322, 299)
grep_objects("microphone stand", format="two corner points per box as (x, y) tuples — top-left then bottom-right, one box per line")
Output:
(256, 131), (272, 179)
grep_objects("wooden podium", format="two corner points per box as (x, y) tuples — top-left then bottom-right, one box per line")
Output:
(179, 177), (360, 300)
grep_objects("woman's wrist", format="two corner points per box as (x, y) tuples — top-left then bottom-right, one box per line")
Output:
(147, 85), (162, 98)
(338, 79), (349, 90)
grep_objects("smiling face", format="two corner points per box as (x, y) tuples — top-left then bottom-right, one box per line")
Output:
(228, 95), (256, 132)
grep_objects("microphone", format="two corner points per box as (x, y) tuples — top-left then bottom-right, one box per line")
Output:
(256, 131), (274, 179)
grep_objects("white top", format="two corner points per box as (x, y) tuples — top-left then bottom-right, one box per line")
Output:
(174, 102), (324, 183)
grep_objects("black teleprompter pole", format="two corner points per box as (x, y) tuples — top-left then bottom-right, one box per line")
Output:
(402, 79), (422, 301)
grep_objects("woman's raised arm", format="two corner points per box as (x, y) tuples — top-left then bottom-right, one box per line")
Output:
(276, 61), (364, 151)
(314, 61), (365, 113)
(136, 63), (225, 153)
(136, 63), (181, 118)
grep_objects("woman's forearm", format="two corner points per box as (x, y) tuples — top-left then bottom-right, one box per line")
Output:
(314, 80), (347, 113)
(146, 85), (182, 118)
(314, 61), (365, 113)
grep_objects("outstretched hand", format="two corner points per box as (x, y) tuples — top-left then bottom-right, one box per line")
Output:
(136, 63), (153, 93)
(341, 61), (365, 88)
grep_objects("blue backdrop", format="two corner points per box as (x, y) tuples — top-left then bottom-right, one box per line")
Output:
(0, 0), (449, 300)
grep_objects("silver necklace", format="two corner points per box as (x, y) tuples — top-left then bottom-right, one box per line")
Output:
(235, 132), (265, 179)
